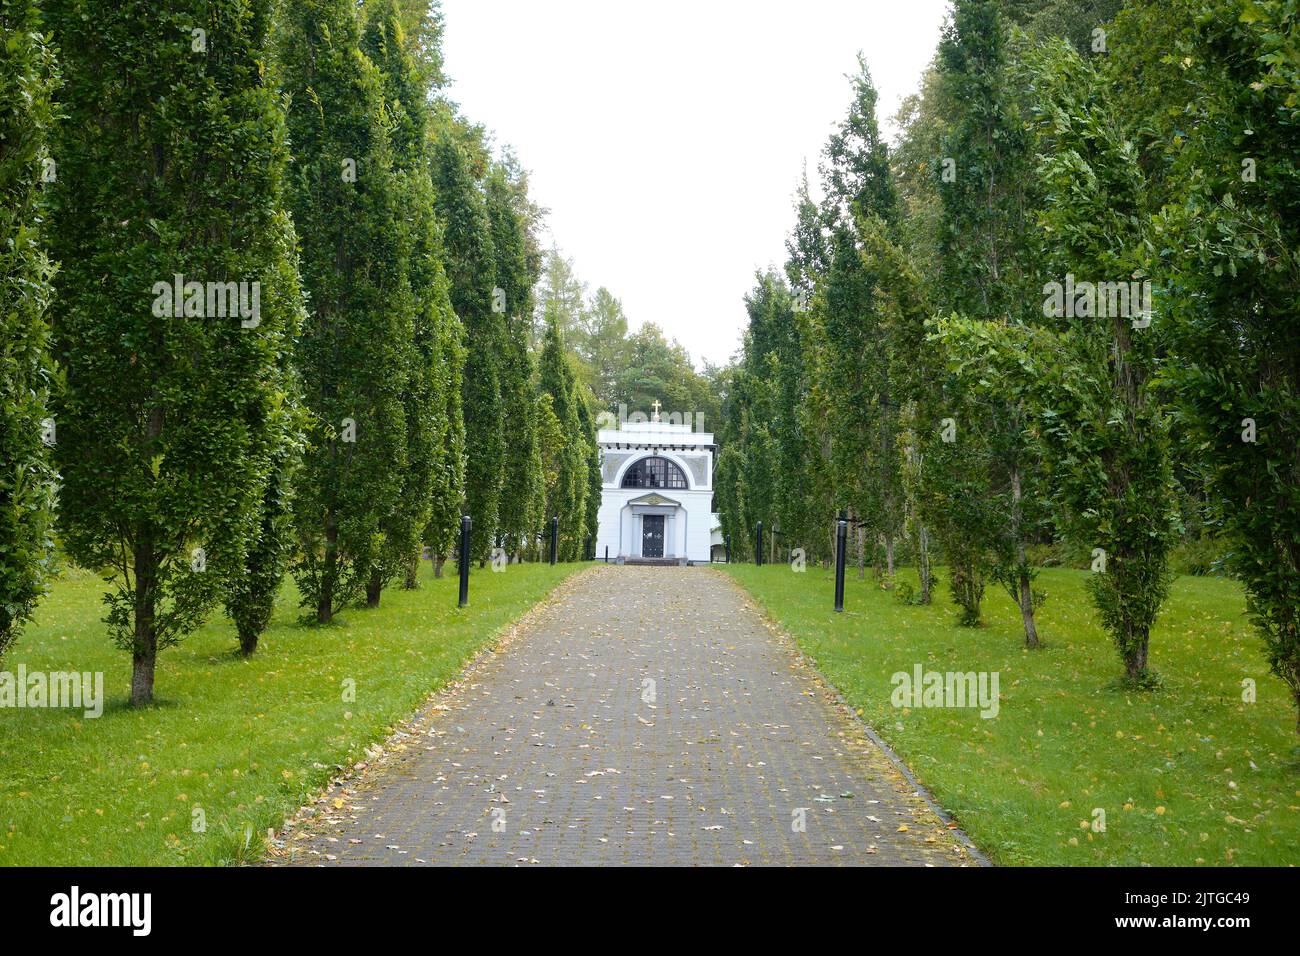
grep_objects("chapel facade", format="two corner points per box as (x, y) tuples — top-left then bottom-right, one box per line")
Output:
(594, 404), (718, 564)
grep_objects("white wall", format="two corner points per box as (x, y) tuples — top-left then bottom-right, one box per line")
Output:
(595, 489), (715, 562)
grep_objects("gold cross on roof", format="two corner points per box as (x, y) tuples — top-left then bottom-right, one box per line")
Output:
(651, 399), (661, 422)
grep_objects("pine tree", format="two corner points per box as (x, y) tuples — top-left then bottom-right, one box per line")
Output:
(280, 0), (411, 623)
(0, 0), (58, 660)
(48, 0), (307, 702)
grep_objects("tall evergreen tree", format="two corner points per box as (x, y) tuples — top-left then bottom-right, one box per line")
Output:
(575, 287), (631, 405)
(0, 0), (58, 659)
(48, 0), (306, 702)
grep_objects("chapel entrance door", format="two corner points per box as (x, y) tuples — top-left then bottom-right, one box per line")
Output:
(641, 515), (665, 558)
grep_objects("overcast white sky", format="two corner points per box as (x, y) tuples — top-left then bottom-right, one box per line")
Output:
(439, 0), (951, 368)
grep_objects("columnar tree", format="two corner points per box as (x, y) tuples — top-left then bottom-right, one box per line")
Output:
(225, 425), (301, 656)
(0, 0), (58, 659)
(576, 389), (603, 559)
(813, 59), (906, 579)
(362, 0), (459, 594)
(281, 0), (411, 622)
(931, 0), (1049, 641)
(942, 30), (1178, 682)
(1030, 36), (1177, 684)
(486, 158), (544, 561)
(425, 314), (466, 577)
(538, 317), (587, 560)
(1118, 0), (1300, 710)
(48, 0), (306, 702)
(432, 123), (502, 562)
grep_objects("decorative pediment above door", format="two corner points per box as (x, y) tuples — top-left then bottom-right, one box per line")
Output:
(627, 492), (680, 508)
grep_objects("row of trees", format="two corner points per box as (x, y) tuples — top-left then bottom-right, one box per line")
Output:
(715, 0), (1300, 730)
(0, 0), (604, 705)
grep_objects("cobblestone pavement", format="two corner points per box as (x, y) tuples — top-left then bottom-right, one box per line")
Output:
(274, 566), (979, 866)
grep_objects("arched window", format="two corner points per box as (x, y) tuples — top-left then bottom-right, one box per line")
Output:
(621, 456), (688, 490)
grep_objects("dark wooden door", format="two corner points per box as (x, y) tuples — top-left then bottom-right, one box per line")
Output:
(642, 515), (664, 558)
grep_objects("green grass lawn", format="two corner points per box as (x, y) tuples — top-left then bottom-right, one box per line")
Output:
(0, 560), (581, 866)
(725, 564), (1300, 866)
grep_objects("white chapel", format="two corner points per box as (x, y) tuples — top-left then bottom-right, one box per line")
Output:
(594, 403), (719, 564)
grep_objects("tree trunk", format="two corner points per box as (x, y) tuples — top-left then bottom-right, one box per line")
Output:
(238, 630), (258, 657)
(856, 523), (865, 580)
(318, 520), (337, 624)
(434, 554), (445, 579)
(131, 542), (158, 707)
(131, 640), (156, 707)
(403, 550), (420, 590)
(365, 569), (382, 608)
(1124, 630), (1150, 683)
(1018, 568), (1040, 649)
(918, 523), (932, 604)
(884, 533), (895, 584)
(1010, 467), (1040, 648)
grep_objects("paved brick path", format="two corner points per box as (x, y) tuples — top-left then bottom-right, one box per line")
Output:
(274, 566), (978, 866)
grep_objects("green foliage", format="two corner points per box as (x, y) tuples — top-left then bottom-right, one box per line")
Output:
(432, 128), (502, 561)
(424, 306), (466, 570)
(538, 318), (589, 561)
(930, 0), (1050, 643)
(486, 159), (544, 559)
(48, 0), (308, 703)
(225, 434), (301, 655)
(362, 0), (459, 594)
(0, 0), (58, 659)
(281, 0), (412, 622)
(1131, 0), (1300, 722)
(575, 390), (602, 558)
(1022, 29), (1181, 685)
